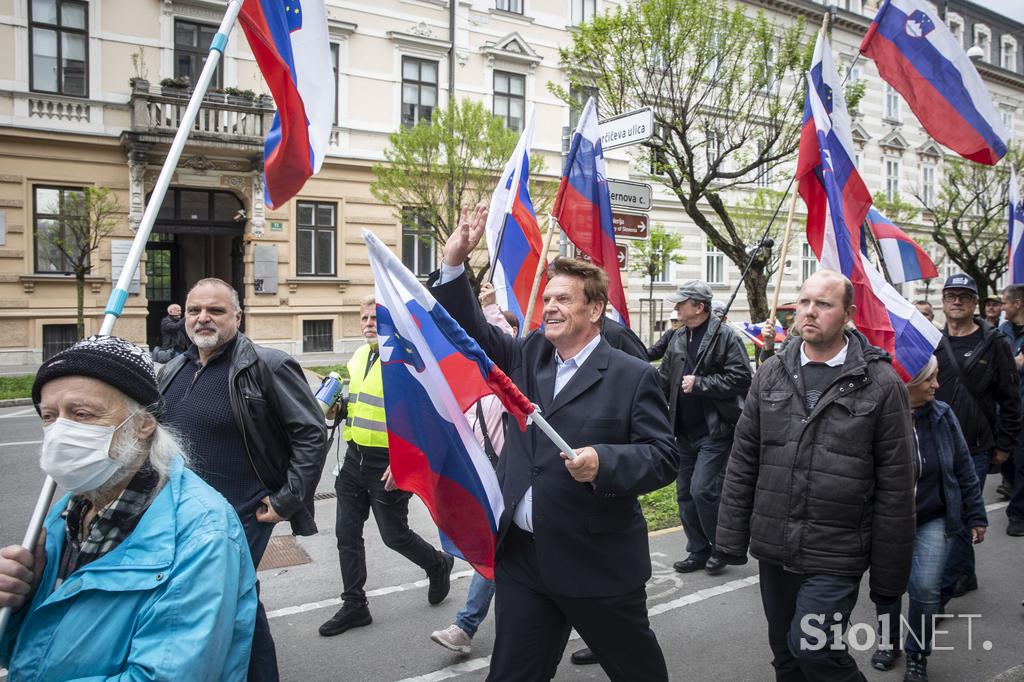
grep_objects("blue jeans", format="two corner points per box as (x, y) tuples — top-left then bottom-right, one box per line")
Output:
(454, 572), (496, 637)
(1008, 444), (1024, 522)
(675, 433), (733, 560)
(876, 518), (953, 656)
(940, 451), (989, 603)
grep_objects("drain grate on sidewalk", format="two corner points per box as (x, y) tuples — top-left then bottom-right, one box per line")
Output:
(258, 535), (312, 571)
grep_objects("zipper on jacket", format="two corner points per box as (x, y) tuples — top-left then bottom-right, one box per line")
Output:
(234, 372), (273, 494)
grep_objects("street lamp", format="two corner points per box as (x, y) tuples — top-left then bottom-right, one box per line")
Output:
(966, 43), (985, 60)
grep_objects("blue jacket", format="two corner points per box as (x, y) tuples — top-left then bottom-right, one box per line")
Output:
(914, 400), (988, 535)
(1, 457), (257, 681)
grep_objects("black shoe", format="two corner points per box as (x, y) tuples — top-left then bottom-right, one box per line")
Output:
(318, 602), (372, 637)
(904, 652), (928, 682)
(871, 647), (902, 671)
(705, 555), (727, 576)
(427, 553), (455, 605)
(997, 483), (1011, 500)
(951, 573), (978, 598)
(1008, 518), (1024, 536)
(673, 556), (708, 573)
(570, 647), (599, 665)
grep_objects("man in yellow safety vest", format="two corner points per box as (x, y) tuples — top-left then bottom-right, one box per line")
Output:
(319, 295), (454, 637)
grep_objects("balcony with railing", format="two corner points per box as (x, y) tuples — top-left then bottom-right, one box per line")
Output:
(127, 79), (275, 149)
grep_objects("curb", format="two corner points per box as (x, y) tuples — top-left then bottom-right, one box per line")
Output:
(0, 398), (32, 408)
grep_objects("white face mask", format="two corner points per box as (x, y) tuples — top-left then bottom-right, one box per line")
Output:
(39, 416), (131, 493)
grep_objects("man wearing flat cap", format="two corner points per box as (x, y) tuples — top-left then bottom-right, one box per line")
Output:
(659, 280), (752, 576)
(0, 335), (256, 680)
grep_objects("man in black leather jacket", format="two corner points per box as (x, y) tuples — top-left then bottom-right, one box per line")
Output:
(659, 280), (751, 576)
(158, 277), (327, 682)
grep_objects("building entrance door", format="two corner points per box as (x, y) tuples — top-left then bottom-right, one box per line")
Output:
(144, 187), (246, 349)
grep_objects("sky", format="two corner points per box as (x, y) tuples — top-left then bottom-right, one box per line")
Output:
(985, 0), (1024, 25)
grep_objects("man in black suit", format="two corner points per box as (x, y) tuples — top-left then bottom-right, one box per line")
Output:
(430, 203), (678, 681)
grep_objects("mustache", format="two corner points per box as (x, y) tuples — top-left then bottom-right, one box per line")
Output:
(190, 323), (217, 333)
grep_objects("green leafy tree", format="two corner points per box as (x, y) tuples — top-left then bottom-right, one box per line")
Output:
(629, 223), (685, 342)
(38, 186), (123, 338)
(553, 0), (815, 321)
(910, 148), (1024, 299)
(371, 99), (552, 285)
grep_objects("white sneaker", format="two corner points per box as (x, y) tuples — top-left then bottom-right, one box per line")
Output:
(430, 624), (472, 655)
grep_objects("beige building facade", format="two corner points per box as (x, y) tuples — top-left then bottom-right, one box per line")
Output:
(1, 0), (1022, 364)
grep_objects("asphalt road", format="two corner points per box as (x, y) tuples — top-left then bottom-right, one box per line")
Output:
(1, 403), (1022, 681)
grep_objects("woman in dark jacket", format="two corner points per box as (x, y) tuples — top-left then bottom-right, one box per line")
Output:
(871, 355), (988, 682)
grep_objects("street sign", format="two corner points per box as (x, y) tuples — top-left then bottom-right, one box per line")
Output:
(599, 107), (653, 151)
(608, 179), (653, 211)
(572, 244), (629, 270)
(611, 211), (649, 240)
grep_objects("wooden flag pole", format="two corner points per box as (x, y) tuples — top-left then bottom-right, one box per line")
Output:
(768, 189), (800, 327)
(521, 214), (559, 337)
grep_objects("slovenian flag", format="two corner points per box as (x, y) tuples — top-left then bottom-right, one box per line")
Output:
(865, 208), (938, 284)
(1010, 167), (1024, 283)
(485, 110), (547, 332)
(239, 0), (334, 208)
(860, 0), (1011, 165)
(798, 31), (940, 380)
(738, 322), (785, 349)
(364, 230), (533, 579)
(552, 97), (631, 327)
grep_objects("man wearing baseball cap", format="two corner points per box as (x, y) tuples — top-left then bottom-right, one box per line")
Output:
(934, 274), (1020, 604)
(659, 280), (751, 576)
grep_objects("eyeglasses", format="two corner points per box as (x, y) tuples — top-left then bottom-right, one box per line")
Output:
(942, 292), (976, 303)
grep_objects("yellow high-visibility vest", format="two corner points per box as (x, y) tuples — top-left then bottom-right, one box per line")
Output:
(344, 343), (388, 449)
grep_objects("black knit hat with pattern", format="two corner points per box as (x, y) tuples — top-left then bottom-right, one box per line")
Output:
(32, 335), (163, 415)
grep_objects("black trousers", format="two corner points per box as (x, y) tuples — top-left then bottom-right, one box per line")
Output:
(240, 511), (279, 682)
(488, 526), (668, 682)
(335, 455), (444, 604)
(758, 561), (866, 682)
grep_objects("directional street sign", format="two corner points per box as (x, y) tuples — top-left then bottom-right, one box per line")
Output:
(573, 244), (629, 270)
(611, 211), (649, 240)
(608, 179), (653, 211)
(599, 107), (653, 151)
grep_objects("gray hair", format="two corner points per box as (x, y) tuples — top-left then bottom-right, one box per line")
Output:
(189, 277), (241, 313)
(1003, 284), (1024, 304)
(359, 294), (376, 308)
(907, 355), (938, 388)
(123, 397), (188, 483)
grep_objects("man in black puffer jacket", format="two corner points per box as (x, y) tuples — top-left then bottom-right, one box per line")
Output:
(715, 270), (917, 682)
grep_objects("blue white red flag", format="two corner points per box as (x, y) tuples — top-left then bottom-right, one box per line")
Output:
(552, 97), (631, 327)
(860, 0), (1011, 165)
(485, 110), (547, 331)
(738, 322), (784, 349)
(1010, 167), (1024, 283)
(865, 208), (938, 284)
(797, 31), (940, 380)
(364, 230), (534, 579)
(239, 0), (334, 208)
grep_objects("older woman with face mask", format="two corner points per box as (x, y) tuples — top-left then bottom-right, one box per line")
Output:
(870, 356), (988, 682)
(0, 335), (256, 681)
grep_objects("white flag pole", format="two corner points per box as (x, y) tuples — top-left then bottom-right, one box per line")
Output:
(0, 0), (244, 638)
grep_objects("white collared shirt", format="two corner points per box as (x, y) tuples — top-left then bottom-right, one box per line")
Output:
(512, 332), (602, 533)
(799, 340), (849, 367)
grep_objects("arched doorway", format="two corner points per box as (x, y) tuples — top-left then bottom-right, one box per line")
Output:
(144, 188), (246, 349)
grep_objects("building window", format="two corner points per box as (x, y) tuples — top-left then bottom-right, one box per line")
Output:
(1002, 108), (1015, 133)
(974, 24), (991, 63)
(330, 43), (339, 126)
(34, 186), (84, 274)
(653, 249), (673, 283)
(494, 71), (526, 132)
(571, 0), (595, 25)
(174, 19), (223, 88)
(885, 159), (900, 202)
(42, 324), (78, 360)
(801, 242), (818, 282)
(402, 208), (435, 277)
(569, 84), (597, 130)
(401, 56), (437, 128)
(296, 202), (336, 276)
(884, 84), (901, 122)
(1002, 37), (1018, 72)
(921, 163), (936, 208)
(30, 0), (88, 96)
(705, 242), (724, 285)
(947, 15), (964, 48)
(496, 0), (523, 13)
(302, 319), (333, 353)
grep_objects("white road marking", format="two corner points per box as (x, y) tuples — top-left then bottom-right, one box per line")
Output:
(985, 501), (1008, 512)
(0, 440), (41, 447)
(0, 408), (35, 419)
(394, 574), (761, 682)
(266, 570), (476, 620)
